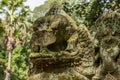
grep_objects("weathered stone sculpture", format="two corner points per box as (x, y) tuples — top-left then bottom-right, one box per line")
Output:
(92, 10), (120, 80)
(29, 3), (120, 80)
(29, 3), (95, 80)
(93, 36), (120, 80)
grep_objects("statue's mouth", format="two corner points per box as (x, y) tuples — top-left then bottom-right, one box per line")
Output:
(47, 40), (67, 52)
(30, 29), (81, 65)
(29, 36), (81, 64)
(30, 30), (69, 57)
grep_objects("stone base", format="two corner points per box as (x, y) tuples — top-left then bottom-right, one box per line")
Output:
(28, 67), (89, 80)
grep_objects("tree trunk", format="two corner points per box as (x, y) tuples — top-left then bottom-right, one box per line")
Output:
(5, 51), (12, 80)
(4, 27), (15, 80)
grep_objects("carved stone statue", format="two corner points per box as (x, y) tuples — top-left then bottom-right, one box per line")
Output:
(92, 10), (120, 80)
(93, 36), (120, 80)
(28, 3), (120, 80)
(29, 3), (95, 80)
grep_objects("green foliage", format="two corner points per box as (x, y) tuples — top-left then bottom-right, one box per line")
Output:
(0, 19), (5, 36)
(0, 42), (7, 80)
(0, 0), (32, 80)
(11, 45), (30, 80)
(62, 0), (120, 26)
(0, 18), (7, 80)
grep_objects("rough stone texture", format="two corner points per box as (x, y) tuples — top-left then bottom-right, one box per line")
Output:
(91, 10), (120, 80)
(28, 3), (120, 80)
